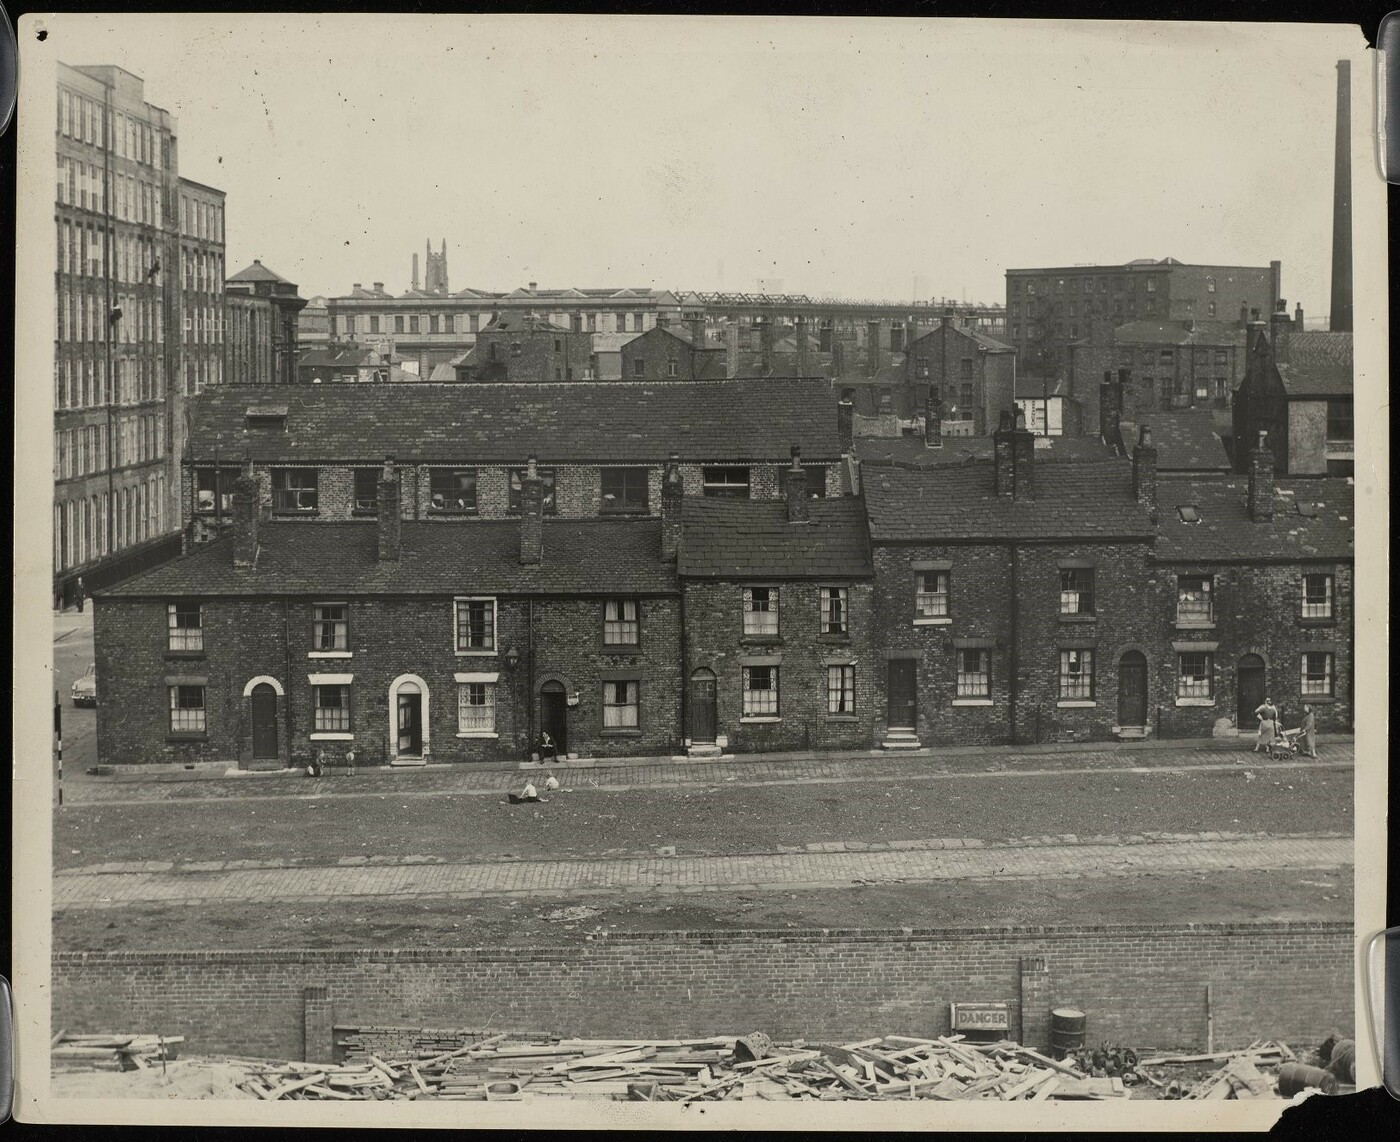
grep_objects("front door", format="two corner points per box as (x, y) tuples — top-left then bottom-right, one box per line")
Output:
(540, 682), (568, 756)
(887, 659), (918, 731)
(690, 670), (717, 744)
(1117, 652), (1148, 727)
(1237, 655), (1266, 728)
(396, 688), (423, 757)
(250, 684), (278, 759)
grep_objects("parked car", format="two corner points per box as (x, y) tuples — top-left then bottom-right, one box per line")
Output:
(71, 663), (97, 707)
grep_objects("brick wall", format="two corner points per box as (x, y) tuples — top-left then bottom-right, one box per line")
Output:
(683, 579), (876, 752)
(51, 922), (1353, 1061)
(95, 592), (682, 767)
(466, 327), (593, 384)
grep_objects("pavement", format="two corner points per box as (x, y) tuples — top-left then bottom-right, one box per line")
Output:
(53, 829), (1352, 910)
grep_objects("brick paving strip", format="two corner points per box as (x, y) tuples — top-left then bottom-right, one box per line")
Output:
(53, 831), (1352, 910)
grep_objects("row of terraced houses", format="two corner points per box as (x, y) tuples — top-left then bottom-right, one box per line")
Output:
(91, 342), (1353, 768)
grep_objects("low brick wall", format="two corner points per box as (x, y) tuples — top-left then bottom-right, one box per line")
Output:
(52, 921), (1351, 1062)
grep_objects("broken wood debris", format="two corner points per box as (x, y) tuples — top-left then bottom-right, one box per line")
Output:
(50, 1032), (184, 1072)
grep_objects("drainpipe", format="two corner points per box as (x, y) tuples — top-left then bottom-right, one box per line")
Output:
(526, 597), (535, 752)
(678, 589), (688, 753)
(1008, 542), (1019, 744)
(283, 597), (293, 767)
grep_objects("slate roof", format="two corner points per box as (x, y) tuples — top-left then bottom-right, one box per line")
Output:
(228, 260), (289, 284)
(1154, 478), (1353, 562)
(1277, 332), (1353, 397)
(864, 461), (1155, 542)
(677, 497), (872, 578)
(185, 379), (842, 463)
(1137, 410), (1230, 472)
(856, 434), (1119, 470)
(99, 519), (678, 598)
(1111, 320), (1245, 347)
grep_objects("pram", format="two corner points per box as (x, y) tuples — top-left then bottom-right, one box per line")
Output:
(1268, 728), (1302, 761)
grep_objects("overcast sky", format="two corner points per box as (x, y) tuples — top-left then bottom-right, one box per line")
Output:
(36, 14), (1367, 311)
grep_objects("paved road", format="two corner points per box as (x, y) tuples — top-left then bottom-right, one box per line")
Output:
(54, 830), (1351, 910)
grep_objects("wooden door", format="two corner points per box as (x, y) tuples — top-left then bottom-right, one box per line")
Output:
(397, 689), (422, 756)
(1237, 655), (1265, 728)
(250, 684), (278, 759)
(690, 670), (717, 744)
(540, 682), (568, 755)
(1117, 652), (1148, 727)
(887, 659), (918, 730)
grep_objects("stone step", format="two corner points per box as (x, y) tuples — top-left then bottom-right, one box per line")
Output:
(880, 738), (923, 751)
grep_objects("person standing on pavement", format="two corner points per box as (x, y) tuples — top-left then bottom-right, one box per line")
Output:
(1299, 704), (1318, 758)
(75, 576), (85, 613)
(1252, 697), (1279, 752)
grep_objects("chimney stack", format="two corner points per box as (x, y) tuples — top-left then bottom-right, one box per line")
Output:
(1331, 59), (1353, 332)
(231, 464), (259, 569)
(411, 254), (419, 291)
(1099, 369), (1124, 449)
(689, 314), (706, 353)
(1269, 260), (1283, 311)
(993, 409), (1036, 499)
(528, 281), (538, 292)
(786, 446), (809, 522)
(1247, 431), (1276, 520)
(725, 318), (739, 378)
(1269, 298), (1292, 366)
(924, 386), (943, 447)
(377, 457), (401, 562)
(519, 455), (543, 565)
(837, 389), (855, 454)
(866, 322), (881, 377)
(759, 317), (775, 376)
(795, 316), (810, 376)
(661, 453), (684, 561)
(1132, 425), (1158, 517)
(993, 410), (1017, 497)
(832, 339), (846, 378)
(1239, 302), (1249, 325)
(1294, 302), (1305, 330)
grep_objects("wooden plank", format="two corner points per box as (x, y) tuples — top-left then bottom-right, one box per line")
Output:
(410, 1065), (429, 1093)
(1012, 1047), (1084, 1077)
(1031, 1076), (1060, 1101)
(733, 1051), (819, 1071)
(1002, 1068), (1055, 1101)
(818, 1059), (873, 1098)
(262, 1072), (329, 1100)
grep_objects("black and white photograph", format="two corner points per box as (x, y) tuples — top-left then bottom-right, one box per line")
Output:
(11, 10), (1389, 1130)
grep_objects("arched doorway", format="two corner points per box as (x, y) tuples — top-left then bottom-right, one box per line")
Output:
(540, 680), (568, 755)
(690, 668), (717, 745)
(1117, 651), (1148, 728)
(1237, 655), (1266, 729)
(388, 674), (430, 764)
(242, 676), (284, 764)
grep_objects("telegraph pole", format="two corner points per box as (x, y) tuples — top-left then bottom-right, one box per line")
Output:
(55, 690), (63, 808)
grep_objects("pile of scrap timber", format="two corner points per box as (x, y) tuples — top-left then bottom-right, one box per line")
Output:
(229, 1033), (1134, 1102)
(1138, 1040), (1295, 1100)
(50, 1030), (184, 1072)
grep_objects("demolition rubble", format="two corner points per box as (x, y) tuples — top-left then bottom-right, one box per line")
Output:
(50, 1029), (1357, 1102)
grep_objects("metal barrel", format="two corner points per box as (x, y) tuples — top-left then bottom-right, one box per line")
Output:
(1049, 1008), (1087, 1059)
(1277, 1062), (1338, 1097)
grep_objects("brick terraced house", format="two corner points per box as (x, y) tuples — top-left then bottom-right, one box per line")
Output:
(677, 450), (875, 757)
(180, 379), (846, 542)
(96, 462), (683, 768)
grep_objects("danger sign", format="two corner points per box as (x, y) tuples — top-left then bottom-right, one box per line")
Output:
(950, 1003), (1010, 1030)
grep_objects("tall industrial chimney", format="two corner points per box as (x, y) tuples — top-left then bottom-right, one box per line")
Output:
(1330, 59), (1353, 333)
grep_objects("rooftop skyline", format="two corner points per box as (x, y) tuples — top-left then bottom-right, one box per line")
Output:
(38, 15), (1365, 312)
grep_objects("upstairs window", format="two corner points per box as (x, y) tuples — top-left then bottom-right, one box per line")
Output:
(1059, 649), (1094, 700)
(312, 603), (349, 652)
(194, 466), (240, 515)
(168, 685), (206, 733)
(600, 468), (649, 514)
(603, 599), (640, 646)
(702, 467), (750, 499)
(167, 602), (203, 651)
(508, 468), (557, 514)
(667, 358), (678, 377)
(1059, 568), (1095, 615)
(778, 465), (826, 499)
(430, 469), (478, 514)
(455, 597), (496, 653)
(916, 571), (949, 619)
(353, 468), (380, 513)
(959, 358), (973, 379)
(820, 586), (849, 635)
(1302, 573), (1334, 620)
(742, 586), (779, 637)
(271, 468), (318, 513)
(1325, 400), (1352, 445)
(1176, 575), (1213, 624)
(916, 357), (929, 378)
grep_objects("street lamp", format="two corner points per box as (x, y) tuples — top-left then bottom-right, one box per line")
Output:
(504, 645), (520, 670)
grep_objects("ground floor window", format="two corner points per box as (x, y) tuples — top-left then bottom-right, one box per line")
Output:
(457, 682), (495, 733)
(956, 649), (989, 698)
(826, 665), (855, 715)
(168, 685), (206, 733)
(1059, 649), (1094, 700)
(742, 665), (779, 717)
(1177, 652), (1214, 699)
(602, 680), (640, 729)
(1300, 652), (1334, 697)
(313, 684), (351, 733)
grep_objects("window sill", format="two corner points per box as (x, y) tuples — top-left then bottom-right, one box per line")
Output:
(271, 510), (320, 518)
(1300, 695), (1336, 705)
(1056, 699), (1097, 709)
(1297, 618), (1336, 627)
(601, 644), (642, 654)
(455, 650), (498, 658)
(951, 698), (994, 707)
(309, 732), (355, 741)
(350, 509), (379, 518)
(165, 650), (205, 659)
(1174, 621), (1215, 631)
(1058, 613), (1097, 623)
(601, 728), (643, 738)
(740, 716), (782, 724)
(165, 732), (208, 742)
(825, 715), (860, 722)
(817, 633), (851, 643)
(600, 508), (650, 517)
(740, 635), (782, 645)
(1174, 698), (1216, 708)
(308, 651), (353, 659)
(428, 509), (480, 517)
(913, 616), (952, 626)
(456, 731), (500, 739)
